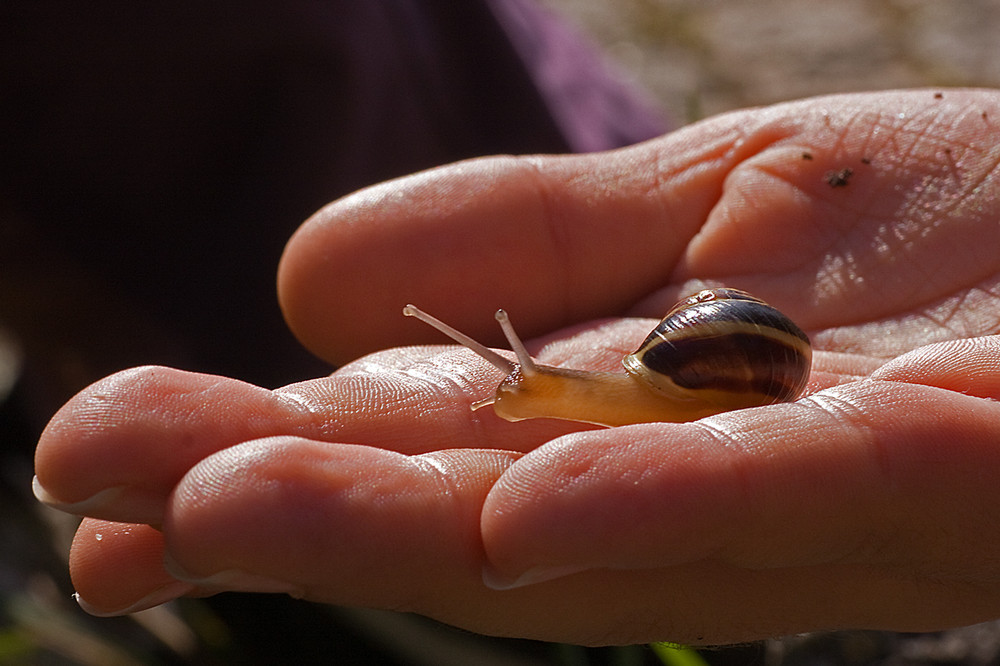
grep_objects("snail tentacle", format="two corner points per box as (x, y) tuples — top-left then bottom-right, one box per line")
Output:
(494, 309), (538, 376)
(403, 304), (514, 373)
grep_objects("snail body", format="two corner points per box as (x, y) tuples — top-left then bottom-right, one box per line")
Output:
(403, 288), (811, 427)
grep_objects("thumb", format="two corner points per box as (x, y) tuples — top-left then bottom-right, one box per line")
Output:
(276, 117), (766, 364)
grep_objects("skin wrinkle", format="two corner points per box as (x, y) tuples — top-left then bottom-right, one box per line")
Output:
(796, 100), (992, 324)
(918, 290), (979, 340)
(896, 103), (947, 163)
(651, 119), (741, 199)
(917, 307), (963, 341)
(965, 144), (1000, 199)
(814, 380), (993, 504)
(729, 393), (910, 573)
(686, 418), (755, 564)
(405, 450), (526, 613)
(746, 158), (881, 301)
(825, 100), (869, 157)
(565, 150), (675, 321)
(892, 279), (1000, 346)
(669, 114), (795, 251)
(810, 109), (1000, 331)
(271, 387), (330, 440)
(696, 403), (824, 568)
(855, 108), (885, 166)
(273, 382), (359, 442)
(802, 382), (877, 427)
(684, 106), (962, 322)
(724, 169), (806, 282)
(798, 386), (888, 501)
(398, 353), (490, 400)
(295, 445), (427, 587)
(869, 199), (948, 312)
(807, 151), (884, 316)
(900, 111), (988, 209)
(280, 347), (514, 451)
(867, 108), (934, 181)
(619, 149), (677, 302)
(812, 104), (854, 158)
(974, 284), (1000, 335)
(517, 155), (575, 329)
(664, 131), (820, 300)
(404, 350), (575, 453)
(410, 450), (500, 572)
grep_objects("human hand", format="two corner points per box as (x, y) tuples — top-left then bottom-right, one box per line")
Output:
(35, 89), (1000, 646)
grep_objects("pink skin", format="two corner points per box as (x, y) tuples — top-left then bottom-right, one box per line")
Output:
(35, 89), (1000, 646)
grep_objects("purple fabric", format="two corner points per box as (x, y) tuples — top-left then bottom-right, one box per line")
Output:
(487, 0), (668, 152)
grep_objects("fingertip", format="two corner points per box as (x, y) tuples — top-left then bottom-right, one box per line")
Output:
(32, 475), (126, 517)
(36, 366), (310, 525)
(70, 519), (190, 617)
(277, 159), (545, 363)
(481, 562), (588, 591)
(481, 430), (649, 579)
(479, 421), (762, 578)
(74, 581), (195, 617)
(276, 132), (755, 364)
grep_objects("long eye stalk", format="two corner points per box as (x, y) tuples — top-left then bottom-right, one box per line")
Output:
(403, 304), (514, 373)
(493, 309), (538, 376)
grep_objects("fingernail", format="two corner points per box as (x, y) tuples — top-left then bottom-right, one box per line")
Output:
(163, 553), (305, 597)
(32, 476), (125, 516)
(74, 581), (195, 617)
(481, 563), (589, 591)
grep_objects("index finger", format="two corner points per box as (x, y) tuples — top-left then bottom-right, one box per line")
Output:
(33, 353), (580, 526)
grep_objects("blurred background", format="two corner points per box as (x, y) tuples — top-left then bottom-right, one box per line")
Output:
(544, 0), (1000, 124)
(3, 1), (1000, 664)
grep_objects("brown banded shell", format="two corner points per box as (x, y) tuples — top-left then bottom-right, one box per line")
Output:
(622, 289), (812, 411)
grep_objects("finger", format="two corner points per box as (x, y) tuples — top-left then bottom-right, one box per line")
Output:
(277, 113), (765, 364)
(70, 519), (196, 616)
(34, 360), (578, 526)
(870, 335), (1000, 398)
(34, 366), (308, 525)
(481, 377), (1000, 591)
(156, 439), (516, 602)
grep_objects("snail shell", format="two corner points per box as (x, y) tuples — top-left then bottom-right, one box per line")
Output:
(623, 288), (812, 413)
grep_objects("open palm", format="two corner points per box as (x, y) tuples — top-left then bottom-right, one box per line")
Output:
(36, 89), (1000, 645)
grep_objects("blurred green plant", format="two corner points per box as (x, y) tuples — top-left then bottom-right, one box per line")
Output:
(650, 642), (709, 666)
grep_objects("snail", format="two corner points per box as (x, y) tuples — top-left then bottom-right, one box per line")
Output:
(403, 288), (811, 427)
